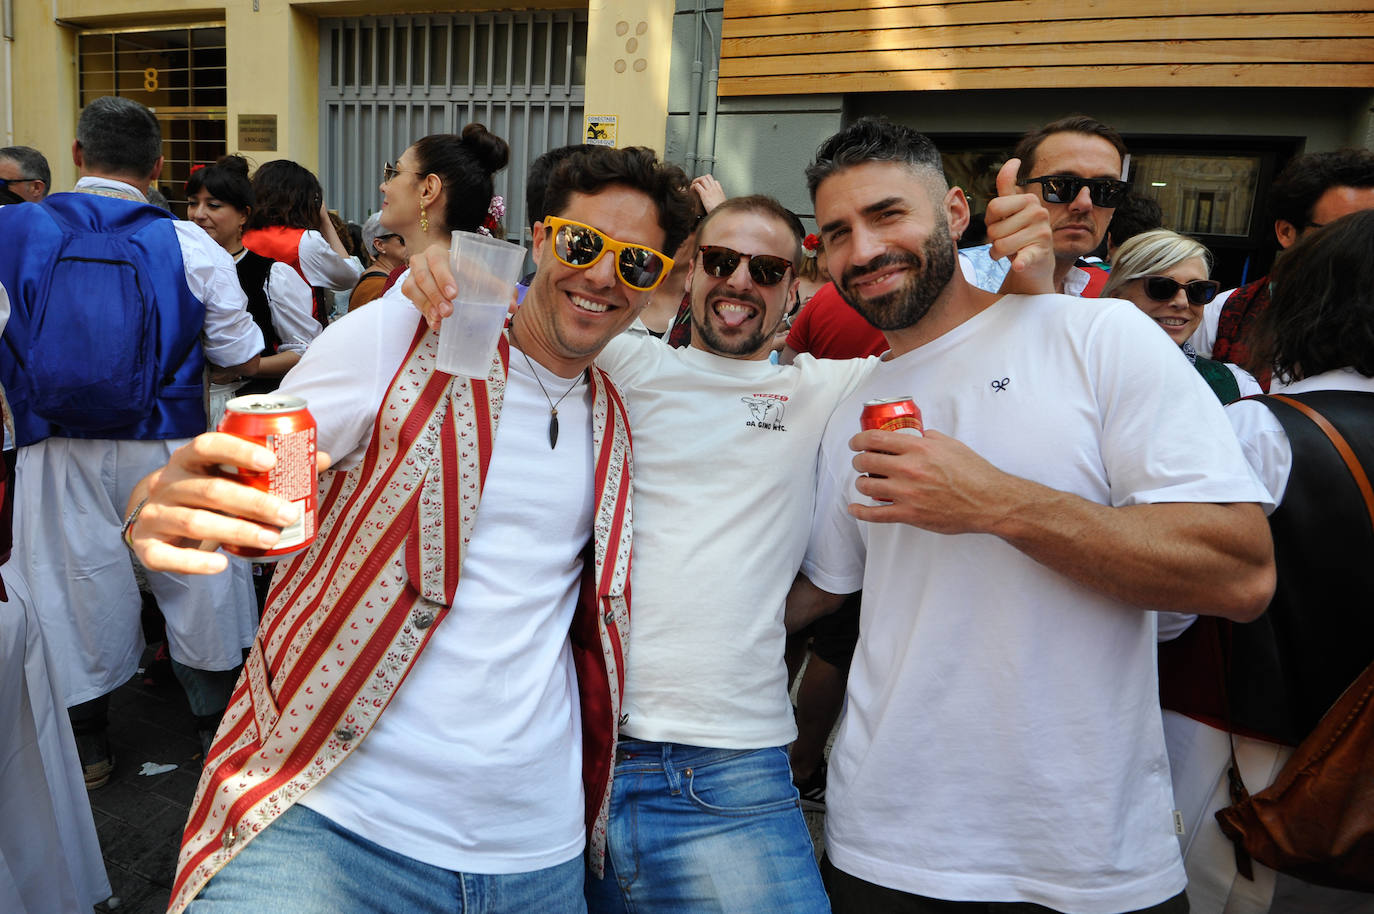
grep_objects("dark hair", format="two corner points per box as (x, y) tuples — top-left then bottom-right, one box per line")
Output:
(411, 123), (510, 235)
(185, 155), (254, 213)
(526, 143), (592, 231)
(1012, 114), (1128, 184)
(146, 187), (172, 212)
(696, 195), (806, 268)
(346, 221), (369, 267)
(806, 117), (946, 201)
(542, 146), (694, 256)
(1106, 192), (1164, 250)
(0, 145), (51, 189)
(75, 96), (161, 178)
(959, 212), (988, 248)
(247, 160), (324, 230)
(1269, 148), (1374, 229)
(1248, 209), (1374, 383)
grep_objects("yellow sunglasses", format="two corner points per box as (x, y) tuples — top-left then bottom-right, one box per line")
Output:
(543, 216), (674, 292)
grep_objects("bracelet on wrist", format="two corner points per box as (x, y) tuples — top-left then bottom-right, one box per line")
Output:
(121, 497), (148, 550)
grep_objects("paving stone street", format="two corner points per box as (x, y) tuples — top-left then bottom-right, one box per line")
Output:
(89, 651), (202, 914)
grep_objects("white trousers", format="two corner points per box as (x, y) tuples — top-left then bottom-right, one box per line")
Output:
(13, 437), (256, 705)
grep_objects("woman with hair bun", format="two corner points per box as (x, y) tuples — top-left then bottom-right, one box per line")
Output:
(242, 159), (361, 324)
(186, 156), (321, 418)
(377, 123), (511, 265)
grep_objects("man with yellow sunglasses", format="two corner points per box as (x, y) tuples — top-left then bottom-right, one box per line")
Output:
(121, 145), (695, 914)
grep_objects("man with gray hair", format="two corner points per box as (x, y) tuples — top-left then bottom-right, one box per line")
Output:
(0, 145), (51, 202)
(0, 96), (264, 788)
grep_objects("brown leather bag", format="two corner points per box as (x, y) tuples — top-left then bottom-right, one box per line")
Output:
(1215, 661), (1374, 890)
(1214, 394), (1374, 891)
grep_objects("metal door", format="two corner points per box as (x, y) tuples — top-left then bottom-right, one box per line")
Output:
(319, 11), (588, 246)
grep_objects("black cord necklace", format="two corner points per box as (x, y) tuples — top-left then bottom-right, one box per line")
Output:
(508, 323), (585, 449)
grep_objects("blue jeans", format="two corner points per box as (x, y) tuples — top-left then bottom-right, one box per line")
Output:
(188, 803), (586, 914)
(585, 739), (829, 913)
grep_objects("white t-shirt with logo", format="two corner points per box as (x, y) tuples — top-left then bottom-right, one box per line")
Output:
(596, 335), (876, 748)
(803, 293), (1267, 913)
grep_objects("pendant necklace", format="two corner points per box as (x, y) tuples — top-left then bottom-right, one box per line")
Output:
(509, 323), (585, 449)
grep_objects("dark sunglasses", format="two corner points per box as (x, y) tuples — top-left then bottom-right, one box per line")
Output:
(1025, 175), (1130, 208)
(697, 245), (793, 287)
(382, 161), (425, 184)
(544, 216), (674, 291)
(1140, 275), (1220, 305)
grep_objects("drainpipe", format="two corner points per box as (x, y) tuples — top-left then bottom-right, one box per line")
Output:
(685, 0), (705, 176)
(3, 0), (13, 145)
(699, 12), (719, 174)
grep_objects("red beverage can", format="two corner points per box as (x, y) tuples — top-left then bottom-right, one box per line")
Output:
(217, 394), (318, 560)
(860, 397), (924, 435)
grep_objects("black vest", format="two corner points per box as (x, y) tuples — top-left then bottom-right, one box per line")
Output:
(234, 251), (284, 396)
(1159, 390), (1374, 745)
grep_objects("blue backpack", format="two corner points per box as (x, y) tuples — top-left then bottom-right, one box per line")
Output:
(25, 196), (180, 431)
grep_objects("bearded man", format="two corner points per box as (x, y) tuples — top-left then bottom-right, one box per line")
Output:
(787, 118), (1275, 914)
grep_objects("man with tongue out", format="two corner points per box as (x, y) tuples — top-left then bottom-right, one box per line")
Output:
(404, 151), (1056, 909)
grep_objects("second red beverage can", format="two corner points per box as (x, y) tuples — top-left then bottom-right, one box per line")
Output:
(860, 397), (924, 435)
(217, 394), (318, 560)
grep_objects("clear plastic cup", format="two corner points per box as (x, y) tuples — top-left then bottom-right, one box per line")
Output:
(436, 231), (527, 377)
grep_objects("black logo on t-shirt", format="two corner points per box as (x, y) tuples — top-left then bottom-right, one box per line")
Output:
(741, 394), (788, 431)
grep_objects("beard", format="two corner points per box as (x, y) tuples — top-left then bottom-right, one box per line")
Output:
(836, 217), (956, 331)
(692, 286), (780, 357)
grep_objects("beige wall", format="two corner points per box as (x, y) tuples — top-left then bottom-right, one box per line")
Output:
(584, 0), (674, 149)
(8, 0), (671, 191)
(225, 2), (318, 172)
(13, 0), (80, 188)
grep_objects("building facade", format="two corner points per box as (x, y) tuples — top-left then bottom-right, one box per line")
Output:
(2, 0), (674, 245)
(3, 0), (1371, 283)
(697, 0), (1374, 285)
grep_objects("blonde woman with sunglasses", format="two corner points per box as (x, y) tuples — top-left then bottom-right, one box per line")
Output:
(1103, 229), (1261, 403)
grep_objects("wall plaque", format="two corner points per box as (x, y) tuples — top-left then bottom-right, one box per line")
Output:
(238, 115), (278, 151)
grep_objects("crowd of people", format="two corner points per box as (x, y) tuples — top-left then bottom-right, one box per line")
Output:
(0, 94), (1371, 914)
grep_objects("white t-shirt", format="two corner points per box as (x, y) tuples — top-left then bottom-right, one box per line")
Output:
(595, 335), (876, 748)
(1220, 360), (1264, 398)
(289, 283), (591, 873)
(803, 293), (1267, 914)
(298, 228), (363, 291)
